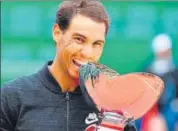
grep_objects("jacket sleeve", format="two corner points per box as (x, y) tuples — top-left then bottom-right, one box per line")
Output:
(1, 84), (20, 131)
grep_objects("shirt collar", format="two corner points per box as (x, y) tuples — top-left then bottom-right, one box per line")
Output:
(39, 61), (81, 94)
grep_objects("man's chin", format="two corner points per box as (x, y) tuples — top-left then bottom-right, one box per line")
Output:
(69, 70), (79, 80)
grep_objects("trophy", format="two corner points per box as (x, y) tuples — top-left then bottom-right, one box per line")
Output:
(79, 63), (164, 131)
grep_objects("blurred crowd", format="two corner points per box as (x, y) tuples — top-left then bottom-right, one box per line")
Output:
(135, 34), (178, 131)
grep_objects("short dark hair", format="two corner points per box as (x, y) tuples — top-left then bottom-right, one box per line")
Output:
(55, 0), (109, 35)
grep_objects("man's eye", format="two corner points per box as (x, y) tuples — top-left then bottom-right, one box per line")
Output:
(94, 42), (102, 47)
(75, 37), (84, 44)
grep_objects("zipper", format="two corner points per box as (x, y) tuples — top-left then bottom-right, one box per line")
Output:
(66, 92), (70, 131)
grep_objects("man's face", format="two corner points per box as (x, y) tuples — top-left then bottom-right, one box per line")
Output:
(53, 14), (106, 79)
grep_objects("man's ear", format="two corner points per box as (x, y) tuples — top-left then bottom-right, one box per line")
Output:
(52, 24), (62, 43)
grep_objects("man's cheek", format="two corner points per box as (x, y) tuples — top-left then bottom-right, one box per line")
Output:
(67, 43), (83, 53)
(62, 46), (78, 62)
(94, 51), (103, 61)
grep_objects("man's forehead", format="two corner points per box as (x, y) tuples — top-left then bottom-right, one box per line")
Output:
(67, 14), (106, 41)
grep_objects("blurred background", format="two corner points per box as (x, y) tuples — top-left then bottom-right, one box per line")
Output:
(1, 1), (178, 131)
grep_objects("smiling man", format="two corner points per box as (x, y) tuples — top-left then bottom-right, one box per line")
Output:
(1, 0), (109, 131)
(50, 12), (107, 92)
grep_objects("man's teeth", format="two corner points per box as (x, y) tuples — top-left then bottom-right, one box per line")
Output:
(73, 59), (88, 66)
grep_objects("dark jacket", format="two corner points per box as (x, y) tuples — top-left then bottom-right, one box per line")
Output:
(1, 61), (97, 131)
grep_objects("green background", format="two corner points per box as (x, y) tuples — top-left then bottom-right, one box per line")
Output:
(1, 1), (178, 86)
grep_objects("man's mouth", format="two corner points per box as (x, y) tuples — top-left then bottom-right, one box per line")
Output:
(73, 59), (88, 68)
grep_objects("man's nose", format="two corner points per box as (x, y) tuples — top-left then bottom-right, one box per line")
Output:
(81, 45), (94, 59)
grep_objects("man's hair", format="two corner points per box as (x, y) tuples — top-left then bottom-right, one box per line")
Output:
(55, 0), (109, 35)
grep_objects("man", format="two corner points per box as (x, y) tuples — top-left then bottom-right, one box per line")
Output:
(1, 0), (109, 131)
(140, 34), (178, 131)
(150, 34), (178, 131)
